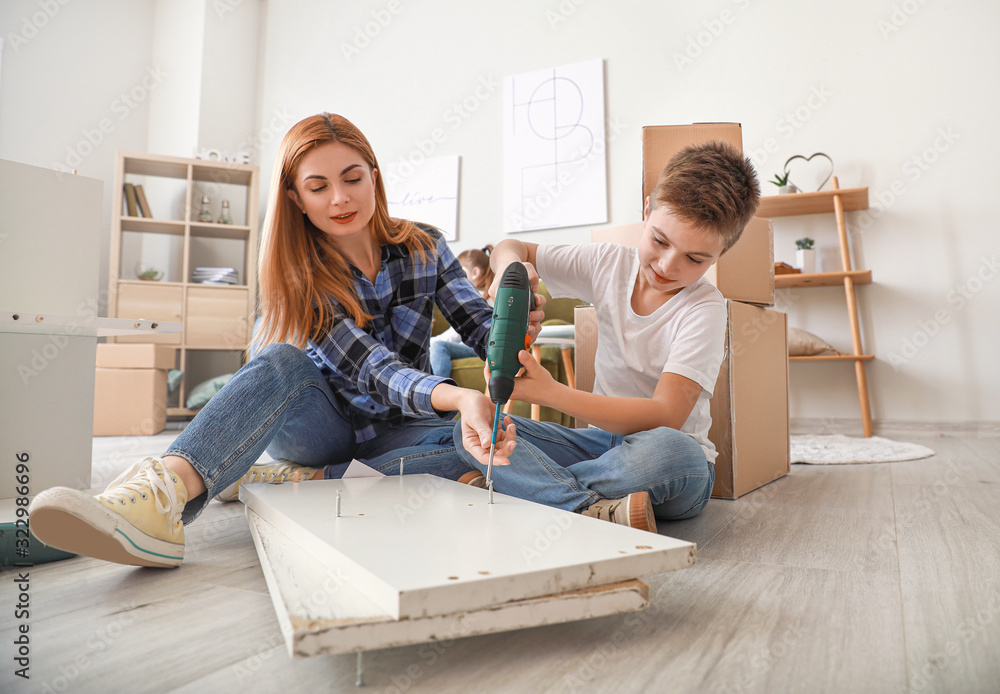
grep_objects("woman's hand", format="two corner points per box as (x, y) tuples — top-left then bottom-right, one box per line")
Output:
(456, 389), (517, 467)
(510, 349), (559, 407)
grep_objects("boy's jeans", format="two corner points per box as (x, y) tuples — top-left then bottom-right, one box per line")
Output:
(453, 415), (714, 520)
(165, 343), (471, 523)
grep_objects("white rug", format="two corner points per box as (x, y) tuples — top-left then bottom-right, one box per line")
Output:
(791, 434), (935, 465)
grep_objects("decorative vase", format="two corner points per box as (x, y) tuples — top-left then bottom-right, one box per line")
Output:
(796, 249), (816, 274)
(198, 195), (213, 223)
(217, 200), (232, 225)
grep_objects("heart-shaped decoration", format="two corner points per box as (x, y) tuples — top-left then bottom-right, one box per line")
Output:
(783, 152), (835, 193)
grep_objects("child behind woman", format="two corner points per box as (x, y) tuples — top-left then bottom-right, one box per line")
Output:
(429, 245), (494, 377)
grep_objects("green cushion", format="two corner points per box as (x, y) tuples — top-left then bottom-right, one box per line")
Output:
(449, 345), (574, 427)
(167, 368), (184, 393)
(186, 373), (234, 410)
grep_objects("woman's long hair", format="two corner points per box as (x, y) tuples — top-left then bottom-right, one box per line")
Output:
(255, 113), (435, 349)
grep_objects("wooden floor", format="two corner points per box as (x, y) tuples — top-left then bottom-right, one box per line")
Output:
(3, 431), (999, 693)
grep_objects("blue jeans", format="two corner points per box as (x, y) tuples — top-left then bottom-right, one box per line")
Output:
(453, 415), (714, 520)
(429, 339), (478, 377)
(164, 343), (471, 523)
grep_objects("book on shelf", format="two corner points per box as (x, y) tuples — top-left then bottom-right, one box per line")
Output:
(134, 184), (153, 218)
(123, 183), (139, 217)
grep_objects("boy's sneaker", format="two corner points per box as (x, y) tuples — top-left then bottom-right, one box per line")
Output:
(214, 460), (320, 502)
(457, 471), (488, 488)
(29, 457), (187, 568)
(582, 491), (658, 534)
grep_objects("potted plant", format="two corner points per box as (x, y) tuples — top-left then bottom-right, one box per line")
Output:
(137, 266), (163, 282)
(770, 171), (798, 195)
(795, 237), (815, 274)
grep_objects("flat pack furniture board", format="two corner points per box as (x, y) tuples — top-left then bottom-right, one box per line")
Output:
(242, 475), (695, 656)
(248, 511), (650, 658)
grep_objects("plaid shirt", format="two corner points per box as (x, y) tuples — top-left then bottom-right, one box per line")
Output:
(305, 225), (491, 443)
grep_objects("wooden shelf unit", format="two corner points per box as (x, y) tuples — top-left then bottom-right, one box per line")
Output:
(108, 151), (259, 418)
(761, 178), (875, 437)
(775, 270), (872, 289)
(756, 187), (869, 217)
(789, 354), (875, 362)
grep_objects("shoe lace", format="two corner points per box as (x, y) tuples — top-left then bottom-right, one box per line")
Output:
(104, 458), (183, 529)
(248, 461), (309, 485)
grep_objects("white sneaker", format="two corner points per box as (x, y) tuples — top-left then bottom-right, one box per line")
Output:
(29, 457), (187, 568)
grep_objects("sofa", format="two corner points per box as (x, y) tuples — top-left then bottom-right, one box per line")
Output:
(431, 282), (583, 426)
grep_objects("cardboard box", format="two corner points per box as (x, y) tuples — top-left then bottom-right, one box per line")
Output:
(572, 301), (790, 498)
(93, 368), (167, 436)
(709, 301), (790, 499)
(590, 217), (774, 306)
(96, 344), (176, 370)
(642, 123), (743, 208)
(705, 216), (774, 306)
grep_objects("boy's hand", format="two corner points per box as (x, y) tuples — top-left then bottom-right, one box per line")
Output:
(526, 293), (546, 345)
(488, 262), (547, 345)
(457, 390), (517, 467)
(511, 349), (558, 406)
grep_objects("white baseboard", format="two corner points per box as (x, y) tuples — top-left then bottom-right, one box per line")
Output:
(790, 418), (1000, 437)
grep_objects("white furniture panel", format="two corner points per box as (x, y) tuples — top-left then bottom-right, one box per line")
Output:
(247, 510), (650, 657)
(241, 475), (695, 621)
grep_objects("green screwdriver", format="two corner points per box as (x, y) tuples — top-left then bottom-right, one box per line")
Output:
(484, 262), (535, 503)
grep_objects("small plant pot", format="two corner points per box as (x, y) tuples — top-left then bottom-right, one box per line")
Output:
(796, 249), (816, 274)
(778, 184), (799, 195)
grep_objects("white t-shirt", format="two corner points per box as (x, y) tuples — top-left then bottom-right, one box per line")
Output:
(536, 242), (728, 463)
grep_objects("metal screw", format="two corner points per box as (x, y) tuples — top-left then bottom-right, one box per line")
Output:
(336, 490), (342, 517)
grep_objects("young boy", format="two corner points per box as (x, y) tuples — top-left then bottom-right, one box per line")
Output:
(457, 141), (760, 533)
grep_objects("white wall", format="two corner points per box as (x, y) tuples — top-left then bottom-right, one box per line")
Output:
(0, 0), (156, 311)
(2, 0), (998, 428)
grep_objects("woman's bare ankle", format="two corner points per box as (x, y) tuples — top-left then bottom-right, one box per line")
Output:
(162, 455), (207, 498)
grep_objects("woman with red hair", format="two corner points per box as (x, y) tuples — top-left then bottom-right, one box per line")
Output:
(30, 113), (536, 568)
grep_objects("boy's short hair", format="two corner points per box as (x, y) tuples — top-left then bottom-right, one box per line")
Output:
(649, 141), (760, 252)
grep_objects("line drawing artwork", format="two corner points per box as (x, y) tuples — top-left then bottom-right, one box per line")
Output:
(385, 155), (460, 241)
(503, 59), (607, 233)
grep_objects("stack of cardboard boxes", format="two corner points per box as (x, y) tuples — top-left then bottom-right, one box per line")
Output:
(578, 123), (790, 499)
(93, 344), (175, 436)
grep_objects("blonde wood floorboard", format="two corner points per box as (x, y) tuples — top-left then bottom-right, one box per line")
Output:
(698, 463), (899, 575)
(3, 432), (998, 692)
(887, 433), (1000, 488)
(893, 468), (1000, 691)
(657, 490), (744, 550)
